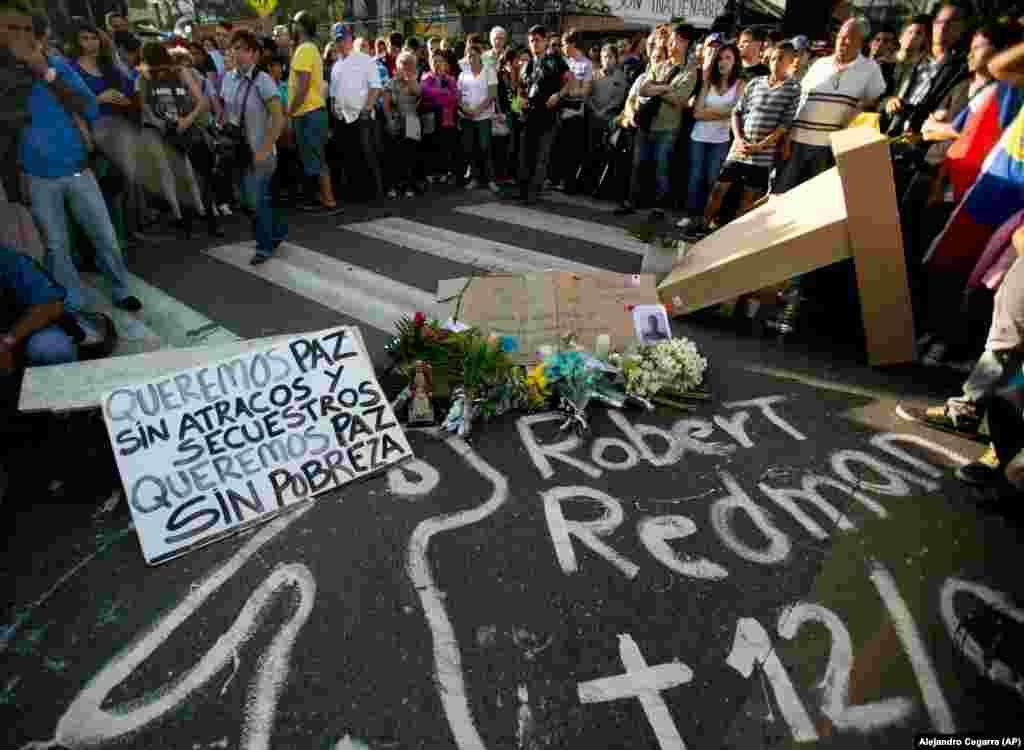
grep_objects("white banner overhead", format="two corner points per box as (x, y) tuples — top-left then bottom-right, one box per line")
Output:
(610, 0), (729, 28)
(102, 326), (413, 565)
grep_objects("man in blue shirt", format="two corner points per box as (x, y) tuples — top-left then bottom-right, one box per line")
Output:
(0, 243), (77, 373)
(16, 33), (141, 319)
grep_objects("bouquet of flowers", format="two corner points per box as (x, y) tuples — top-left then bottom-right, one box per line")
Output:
(614, 337), (707, 409)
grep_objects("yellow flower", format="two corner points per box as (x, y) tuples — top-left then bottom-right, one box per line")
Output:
(526, 363), (552, 409)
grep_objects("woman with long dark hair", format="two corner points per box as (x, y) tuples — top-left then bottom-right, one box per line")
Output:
(679, 43), (743, 232)
(68, 23), (137, 247)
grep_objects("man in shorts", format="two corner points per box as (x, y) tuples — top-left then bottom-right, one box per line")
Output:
(288, 10), (338, 212)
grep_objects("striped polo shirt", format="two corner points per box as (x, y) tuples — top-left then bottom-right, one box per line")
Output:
(727, 75), (802, 168)
(790, 54), (887, 148)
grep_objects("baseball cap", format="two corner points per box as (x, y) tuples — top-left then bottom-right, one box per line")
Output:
(790, 34), (809, 51)
(332, 22), (353, 42)
(705, 32), (723, 46)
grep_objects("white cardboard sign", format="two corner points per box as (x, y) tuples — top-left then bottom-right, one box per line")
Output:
(102, 326), (412, 565)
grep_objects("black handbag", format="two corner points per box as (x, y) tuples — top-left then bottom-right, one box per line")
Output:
(222, 76), (257, 169)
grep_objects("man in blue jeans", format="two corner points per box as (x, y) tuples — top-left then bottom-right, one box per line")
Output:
(223, 30), (287, 265)
(17, 38), (140, 323)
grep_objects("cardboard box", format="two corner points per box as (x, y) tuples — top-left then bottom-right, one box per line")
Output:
(657, 128), (914, 366)
(438, 271), (660, 363)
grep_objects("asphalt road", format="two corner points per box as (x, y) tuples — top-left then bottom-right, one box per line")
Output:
(1, 186), (1022, 750)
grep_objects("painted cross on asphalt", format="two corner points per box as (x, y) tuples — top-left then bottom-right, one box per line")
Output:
(577, 633), (693, 749)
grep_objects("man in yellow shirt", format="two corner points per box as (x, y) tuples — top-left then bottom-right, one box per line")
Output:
(288, 10), (338, 212)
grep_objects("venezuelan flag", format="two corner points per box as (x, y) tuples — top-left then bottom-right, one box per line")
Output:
(925, 96), (1024, 279)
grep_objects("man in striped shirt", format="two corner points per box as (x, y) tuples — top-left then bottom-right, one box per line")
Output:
(774, 17), (887, 194)
(699, 43), (800, 234)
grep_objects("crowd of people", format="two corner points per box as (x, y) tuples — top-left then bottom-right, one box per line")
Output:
(3, 0), (1024, 499)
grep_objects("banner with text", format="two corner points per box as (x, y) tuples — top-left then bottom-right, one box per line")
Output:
(610, 0), (728, 28)
(102, 327), (412, 565)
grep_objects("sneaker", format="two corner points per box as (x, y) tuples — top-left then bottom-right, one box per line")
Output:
(979, 445), (999, 468)
(211, 203), (221, 217)
(426, 175), (437, 184)
(404, 189), (416, 199)
(387, 189), (399, 199)
(78, 312), (117, 360)
(895, 403), (986, 442)
(488, 181), (500, 193)
(114, 296), (143, 312)
(956, 462), (1003, 486)
(765, 295), (803, 335)
(446, 173), (457, 184)
(921, 340), (948, 366)
(924, 403), (981, 434)
(219, 204), (232, 216)
(466, 179), (481, 190)
(676, 216), (696, 230)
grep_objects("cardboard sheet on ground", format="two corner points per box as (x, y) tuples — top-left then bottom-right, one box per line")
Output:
(101, 326), (412, 565)
(437, 271), (660, 364)
(658, 127), (915, 366)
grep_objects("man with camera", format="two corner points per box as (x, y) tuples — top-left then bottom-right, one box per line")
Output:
(222, 30), (287, 266)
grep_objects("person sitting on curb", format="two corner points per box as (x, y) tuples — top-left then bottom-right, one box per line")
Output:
(0, 243), (79, 378)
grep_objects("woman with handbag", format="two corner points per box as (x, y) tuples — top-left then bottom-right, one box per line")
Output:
(136, 41), (210, 238)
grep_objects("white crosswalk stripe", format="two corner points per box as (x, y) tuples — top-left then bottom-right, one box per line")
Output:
(204, 241), (443, 333)
(80, 272), (240, 355)
(455, 202), (650, 256)
(342, 217), (609, 275)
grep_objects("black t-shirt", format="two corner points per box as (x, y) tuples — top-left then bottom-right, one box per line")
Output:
(739, 62), (770, 82)
(521, 53), (569, 128)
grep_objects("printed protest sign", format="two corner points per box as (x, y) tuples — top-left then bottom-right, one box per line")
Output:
(102, 327), (412, 565)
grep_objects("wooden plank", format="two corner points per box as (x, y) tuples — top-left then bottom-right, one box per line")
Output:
(18, 335), (294, 414)
(831, 127), (915, 366)
(657, 167), (851, 313)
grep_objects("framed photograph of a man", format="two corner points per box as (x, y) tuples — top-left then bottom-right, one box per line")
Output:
(633, 304), (671, 345)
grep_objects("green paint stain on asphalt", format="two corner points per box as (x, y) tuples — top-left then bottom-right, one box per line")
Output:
(13, 623), (49, 657)
(0, 676), (21, 705)
(96, 598), (126, 627)
(175, 701), (197, 722)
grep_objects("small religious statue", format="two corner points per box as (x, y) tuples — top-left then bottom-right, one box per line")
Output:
(408, 360), (435, 425)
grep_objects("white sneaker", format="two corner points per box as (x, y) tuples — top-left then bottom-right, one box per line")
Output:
(676, 216), (694, 229)
(404, 189), (416, 199)
(219, 204), (232, 216)
(387, 188), (398, 199)
(466, 179), (481, 190)
(488, 181), (500, 193)
(211, 203), (221, 217)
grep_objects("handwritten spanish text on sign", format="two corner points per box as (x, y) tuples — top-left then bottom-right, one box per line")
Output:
(102, 327), (412, 565)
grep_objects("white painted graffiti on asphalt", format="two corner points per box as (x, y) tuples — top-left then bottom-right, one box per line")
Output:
(19, 395), (1020, 750)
